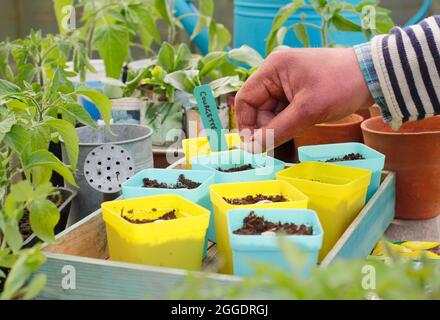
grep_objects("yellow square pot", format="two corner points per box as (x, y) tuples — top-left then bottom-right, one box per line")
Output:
(210, 180), (309, 274)
(182, 133), (242, 168)
(101, 194), (210, 271)
(276, 162), (371, 261)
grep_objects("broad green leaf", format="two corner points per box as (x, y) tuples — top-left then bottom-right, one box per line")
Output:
(208, 23), (231, 52)
(1, 247), (46, 300)
(10, 180), (33, 202)
(63, 103), (98, 129)
(21, 274), (46, 300)
(45, 119), (79, 170)
(155, 0), (172, 26)
(0, 79), (20, 97)
(0, 113), (16, 136)
(199, 0), (214, 17)
(53, 0), (74, 33)
(175, 44), (192, 70)
(331, 13), (362, 32)
(165, 70), (200, 94)
(157, 42), (175, 72)
(3, 124), (30, 154)
(276, 26), (289, 48)
(191, 15), (211, 40)
(77, 89), (112, 127)
(294, 23), (310, 47)
(200, 51), (227, 78)
(266, 0), (305, 55)
(24, 150), (77, 186)
(3, 220), (23, 253)
(30, 198), (60, 244)
(209, 76), (243, 97)
(94, 24), (129, 79)
(374, 12), (395, 34)
(228, 45), (264, 68)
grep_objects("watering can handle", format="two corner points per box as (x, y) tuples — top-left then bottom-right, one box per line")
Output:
(404, 0), (432, 27)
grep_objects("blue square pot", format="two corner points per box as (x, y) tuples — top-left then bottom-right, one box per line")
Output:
(228, 208), (323, 277)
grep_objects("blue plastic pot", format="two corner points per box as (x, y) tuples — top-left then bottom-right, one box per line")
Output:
(228, 208), (323, 277)
(298, 142), (385, 201)
(190, 150), (285, 184)
(122, 168), (216, 246)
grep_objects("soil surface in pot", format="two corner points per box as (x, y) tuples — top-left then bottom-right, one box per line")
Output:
(223, 194), (288, 205)
(325, 153), (365, 162)
(142, 174), (201, 189)
(217, 164), (254, 172)
(233, 211), (313, 235)
(121, 208), (177, 224)
(18, 193), (65, 240)
(429, 245), (440, 255)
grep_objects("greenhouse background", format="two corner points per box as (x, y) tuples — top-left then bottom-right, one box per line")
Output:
(1, 0), (439, 45)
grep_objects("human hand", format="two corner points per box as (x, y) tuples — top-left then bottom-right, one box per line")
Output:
(235, 48), (374, 151)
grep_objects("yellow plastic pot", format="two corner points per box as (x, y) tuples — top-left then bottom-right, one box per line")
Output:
(277, 162), (371, 261)
(210, 180), (309, 274)
(182, 133), (242, 168)
(101, 194), (210, 271)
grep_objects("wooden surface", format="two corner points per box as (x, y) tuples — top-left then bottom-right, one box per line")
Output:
(35, 159), (397, 299)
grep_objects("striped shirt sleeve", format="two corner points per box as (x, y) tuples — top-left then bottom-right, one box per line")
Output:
(371, 16), (440, 129)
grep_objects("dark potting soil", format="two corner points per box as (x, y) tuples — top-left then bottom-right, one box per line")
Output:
(233, 211), (313, 236)
(142, 174), (201, 189)
(325, 153), (365, 162)
(216, 164), (254, 173)
(223, 194), (288, 205)
(18, 193), (64, 240)
(429, 245), (440, 256)
(121, 209), (177, 224)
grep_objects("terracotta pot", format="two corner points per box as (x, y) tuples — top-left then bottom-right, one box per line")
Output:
(295, 113), (364, 148)
(356, 108), (372, 120)
(362, 116), (440, 220)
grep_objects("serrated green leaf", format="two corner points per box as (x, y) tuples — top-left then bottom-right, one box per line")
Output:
(44, 119), (79, 171)
(63, 103), (97, 129)
(77, 89), (112, 127)
(200, 51), (227, 78)
(94, 24), (129, 79)
(10, 180), (33, 202)
(294, 23), (310, 47)
(24, 150), (76, 187)
(331, 13), (362, 32)
(0, 79), (20, 97)
(3, 124), (30, 154)
(157, 42), (175, 72)
(266, 0), (305, 55)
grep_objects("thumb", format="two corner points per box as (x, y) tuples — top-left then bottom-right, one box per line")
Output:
(245, 100), (316, 152)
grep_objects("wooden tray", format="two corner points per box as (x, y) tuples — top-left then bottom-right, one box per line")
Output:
(34, 161), (396, 299)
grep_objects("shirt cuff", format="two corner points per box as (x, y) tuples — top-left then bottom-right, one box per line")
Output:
(354, 42), (392, 122)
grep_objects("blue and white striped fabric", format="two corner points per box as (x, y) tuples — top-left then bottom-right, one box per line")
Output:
(371, 16), (440, 129)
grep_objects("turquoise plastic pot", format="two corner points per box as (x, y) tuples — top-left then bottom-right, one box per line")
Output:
(298, 142), (385, 201)
(190, 150), (285, 184)
(121, 168), (216, 246)
(228, 208), (323, 277)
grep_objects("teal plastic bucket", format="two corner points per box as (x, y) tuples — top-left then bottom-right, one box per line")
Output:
(121, 168), (216, 248)
(298, 142), (385, 201)
(228, 208), (323, 277)
(234, 0), (363, 56)
(190, 150), (285, 184)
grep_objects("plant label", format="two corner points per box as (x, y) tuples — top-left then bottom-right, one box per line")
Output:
(194, 85), (228, 152)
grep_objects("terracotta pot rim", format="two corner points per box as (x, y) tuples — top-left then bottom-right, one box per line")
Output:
(316, 114), (364, 128)
(362, 116), (440, 136)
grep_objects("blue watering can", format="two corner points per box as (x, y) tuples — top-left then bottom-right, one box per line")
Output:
(175, 0), (432, 56)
